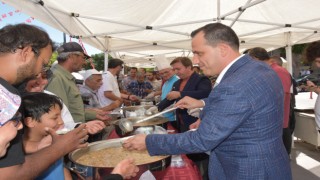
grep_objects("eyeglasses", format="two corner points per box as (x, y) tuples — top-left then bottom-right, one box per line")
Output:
(0, 112), (22, 127)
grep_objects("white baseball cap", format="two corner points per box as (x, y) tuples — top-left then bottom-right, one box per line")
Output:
(83, 69), (102, 81)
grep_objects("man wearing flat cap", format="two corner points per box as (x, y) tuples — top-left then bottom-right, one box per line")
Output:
(46, 42), (110, 132)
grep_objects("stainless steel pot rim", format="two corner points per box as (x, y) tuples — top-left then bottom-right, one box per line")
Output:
(69, 137), (170, 168)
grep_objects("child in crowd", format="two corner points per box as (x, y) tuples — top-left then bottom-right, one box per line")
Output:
(21, 92), (72, 180)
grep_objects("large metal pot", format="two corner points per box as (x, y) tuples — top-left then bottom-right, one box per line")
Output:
(69, 138), (171, 180)
(114, 116), (168, 137)
(121, 105), (155, 118)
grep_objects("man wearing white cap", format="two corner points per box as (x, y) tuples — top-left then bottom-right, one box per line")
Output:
(151, 55), (179, 127)
(79, 69), (122, 141)
(80, 69), (121, 111)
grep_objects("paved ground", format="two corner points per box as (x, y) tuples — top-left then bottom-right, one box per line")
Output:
(291, 141), (320, 180)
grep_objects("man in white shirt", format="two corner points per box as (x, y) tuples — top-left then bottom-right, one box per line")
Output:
(97, 59), (138, 109)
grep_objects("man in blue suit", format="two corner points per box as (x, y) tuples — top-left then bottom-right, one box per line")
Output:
(158, 57), (212, 132)
(123, 23), (292, 179)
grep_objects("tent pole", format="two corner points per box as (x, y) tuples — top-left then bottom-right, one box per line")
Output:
(104, 37), (110, 72)
(285, 32), (293, 75)
(294, 32), (318, 45)
(239, 26), (281, 37)
(154, 19), (215, 29)
(80, 15), (145, 29)
(230, 0), (252, 27)
(82, 28), (143, 38)
(104, 51), (109, 73)
(39, 5), (71, 35)
(221, 0), (265, 19)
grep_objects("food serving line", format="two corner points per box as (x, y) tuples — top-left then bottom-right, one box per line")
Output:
(69, 104), (202, 179)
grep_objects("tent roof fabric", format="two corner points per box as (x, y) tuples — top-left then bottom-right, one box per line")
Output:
(3, 0), (320, 64)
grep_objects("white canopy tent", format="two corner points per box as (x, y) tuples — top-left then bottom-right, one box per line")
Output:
(3, 0), (320, 72)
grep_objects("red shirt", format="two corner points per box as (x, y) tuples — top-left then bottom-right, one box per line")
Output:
(270, 63), (291, 128)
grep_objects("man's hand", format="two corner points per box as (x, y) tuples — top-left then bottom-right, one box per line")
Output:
(187, 108), (202, 118)
(122, 134), (147, 151)
(46, 124), (88, 154)
(189, 119), (201, 130)
(129, 95), (139, 101)
(166, 91), (181, 101)
(96, 111), (112, 121)
(307, 80), (316, 87)
(85, 120), (106, 135)
(37, 135), (52, 150)
(175, 96), (204, 109)
(111, 158), (139, 179)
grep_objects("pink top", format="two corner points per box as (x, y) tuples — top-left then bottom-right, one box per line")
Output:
(270, 63), (291, 128)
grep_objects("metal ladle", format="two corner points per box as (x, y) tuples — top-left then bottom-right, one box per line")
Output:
(118, 107), (178, 133)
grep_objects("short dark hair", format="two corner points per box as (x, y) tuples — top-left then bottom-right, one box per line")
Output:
(139, 68), (146, 73)
(191, 23), (239, 51)
(130, 67), (138, 71)
(270, 55), (283, 66)
(0, 24), (53, 56)
(170, 57), (193, 68)
(108, 58), (124, 69)
(22, 92), (63, 122)
(248, 47), (270, 61)
(305, 41), (320, 63)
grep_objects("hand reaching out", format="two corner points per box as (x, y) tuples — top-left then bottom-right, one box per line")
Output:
(166, 91), (181, 101)
(189, 119), (201, 130)
(111, 158), (139, 179)
(122, 134), (147, 151)
(45, 124), (88, 155)
(175, 96), (205, 109)
(85, 120), (106, 135)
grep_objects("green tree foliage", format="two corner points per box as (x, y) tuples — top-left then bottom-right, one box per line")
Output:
(49, 51), (58, 66)
(84, 53), (113, 71)
(279, 43), (309, 65)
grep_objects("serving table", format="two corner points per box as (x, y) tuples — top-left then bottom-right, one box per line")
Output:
(294, 92), (320, 148)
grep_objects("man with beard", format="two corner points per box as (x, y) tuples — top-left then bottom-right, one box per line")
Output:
(0, 24), (88, 179)
(46, 42), (110, 126)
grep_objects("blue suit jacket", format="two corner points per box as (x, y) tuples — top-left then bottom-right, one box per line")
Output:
(146, 55), (292, 179)
(157, 72), (212, 129)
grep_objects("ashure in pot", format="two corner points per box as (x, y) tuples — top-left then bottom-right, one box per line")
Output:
(69, 138), (171, 179)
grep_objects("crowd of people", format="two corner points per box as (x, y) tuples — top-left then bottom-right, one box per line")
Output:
(2, 21), (319, 180)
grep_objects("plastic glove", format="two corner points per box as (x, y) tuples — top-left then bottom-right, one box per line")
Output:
(145, 106), (158, 115)
(187, 108), (202, 118)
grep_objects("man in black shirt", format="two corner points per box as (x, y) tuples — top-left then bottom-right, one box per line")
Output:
(0, 24), (88, 179)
